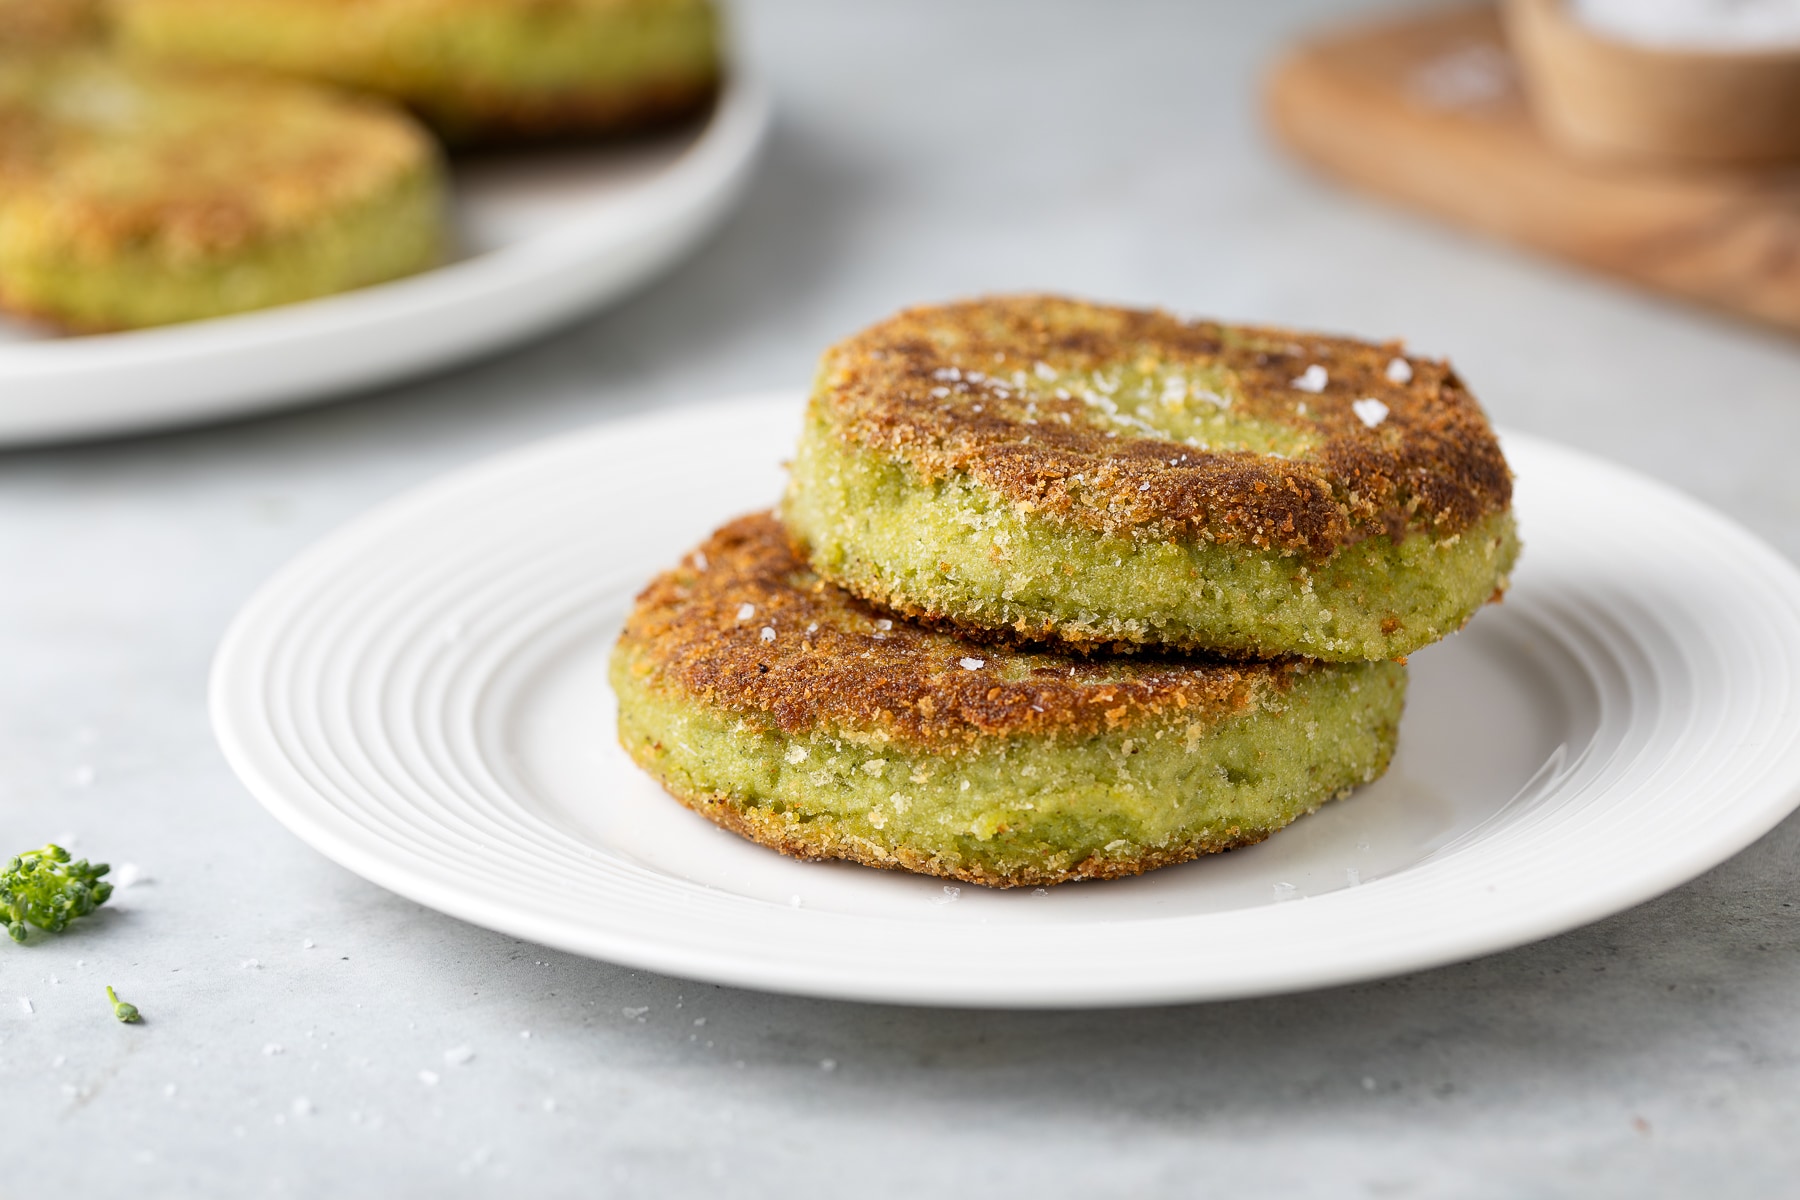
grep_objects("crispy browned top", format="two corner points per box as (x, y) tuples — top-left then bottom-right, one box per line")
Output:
(0, 55), (434, 255)
(811, 295), (1511, 558)
(616, 513), (1310, 748)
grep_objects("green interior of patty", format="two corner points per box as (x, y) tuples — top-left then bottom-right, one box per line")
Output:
(118, 0), (719, 108)
(0, 162), (442, 329)
(784, 412), (1519, 660)
(613, 648), (1405, 886)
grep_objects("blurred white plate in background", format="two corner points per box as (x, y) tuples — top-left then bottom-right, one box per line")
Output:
(0, 77), (769, 447)
(210, 393), (1800, 1008)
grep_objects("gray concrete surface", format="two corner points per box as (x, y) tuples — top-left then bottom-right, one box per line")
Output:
(5, 1), (1800, 1195)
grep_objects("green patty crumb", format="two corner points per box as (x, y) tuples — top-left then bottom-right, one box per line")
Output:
(782, 295), (1520, 660)
(611, 513), (1408, 888)
(0, 55), (446, 330)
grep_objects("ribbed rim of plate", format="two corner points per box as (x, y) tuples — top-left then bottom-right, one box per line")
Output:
(210, 393), (1800, 1007)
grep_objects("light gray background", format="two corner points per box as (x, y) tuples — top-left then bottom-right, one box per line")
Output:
(6, 2), (1800, 1195)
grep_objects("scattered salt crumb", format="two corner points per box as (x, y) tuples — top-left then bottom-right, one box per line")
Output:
(1032, 888), (1049, 898)
(263, 1043), (283, 1056)
(16, 997), (31, 1014)
(292, 1097), (314, 1117)
(931, 886), (961, 906)
(736, 603), (755, 622)
(959, 657), (984, 670)
(875, 618), (892, 631)
(1292, 365), (1328, 393)
(443, 1045), (475, 1067)
(819, 1059), (837, 1072)
(519, 1030), (531, 1039)
(1352, 398), (1390, 428)
(418, 1070), (440, 1086)
(240, 958), (261, 970)
(1386, 357), (1412, 384)
(302, 939), (315, 950)
(760, 626), (775, 643)
(1272, 882), (1298, 902)
(621, 1006), (650, 1020)
(806, 622), (818, 633)
(693, 1017), (706, 1027)
(692, 550), (708, 571)
(1345, 867), (1363, 886)
(784, 744), (808, 765)
(788, 895), (802, 909)
(1138, 482), (1150, 492)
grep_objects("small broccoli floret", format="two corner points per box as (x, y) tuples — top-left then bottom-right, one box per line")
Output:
(105, 985), (140, 1023)
(1, 844), (113, 943)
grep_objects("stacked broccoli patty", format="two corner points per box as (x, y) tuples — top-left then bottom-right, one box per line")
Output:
(113, 0), (722, 144)
(0, 1), (722, 330)
(613, 296), (1518, 887)
(784, 296), (1518, 660)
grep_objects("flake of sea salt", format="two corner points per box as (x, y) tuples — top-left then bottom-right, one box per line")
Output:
(443, 1045), (475, 1067)
(292, 1097), (314, 1117)
(621, 1006), (649, 1020)
(760, 626), (775, 643)
(1386, 357), (1412, 384)
(1271, 882), (1298, 902)
(1352, 398), (1389, 428)
(1292, 365), (1328, 393)
(736, 603), (755, 622)
(959, 657), (984, 670)
(418, 1070), (440, 1086)
(930, 886), (961, 906)
(112, 863), (149, 888)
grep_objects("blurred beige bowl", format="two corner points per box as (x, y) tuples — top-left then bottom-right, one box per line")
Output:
(1505, 0), (1800, 164)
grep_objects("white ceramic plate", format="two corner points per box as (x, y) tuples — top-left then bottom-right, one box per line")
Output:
(0, 78), (769, 448)
(211, 392), (1800, 1008)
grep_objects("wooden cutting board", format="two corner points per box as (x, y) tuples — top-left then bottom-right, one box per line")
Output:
(1265, 4), (1800, 335)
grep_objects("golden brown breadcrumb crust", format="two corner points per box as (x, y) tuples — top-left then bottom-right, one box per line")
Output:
(617, 512), (1306, 751)
(661, 780), (1276, 888)
(812, 295), (1512, 558)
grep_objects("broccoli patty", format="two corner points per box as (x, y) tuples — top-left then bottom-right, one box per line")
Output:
(611, 513), (1407, 889)
(113, 0), (721, 144)
(782, 295), (1519, 661)
(0, 55), (446, 330)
